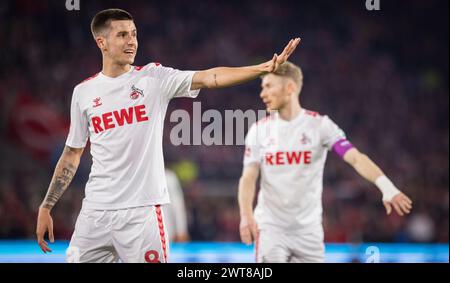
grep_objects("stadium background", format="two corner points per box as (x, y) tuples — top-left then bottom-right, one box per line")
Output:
(0, 0), (448, 262)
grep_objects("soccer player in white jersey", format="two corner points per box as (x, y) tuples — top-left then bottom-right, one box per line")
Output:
(163, 168), (190, 242)
(35, 8), (300, 263)
(238, 61), (413, 263)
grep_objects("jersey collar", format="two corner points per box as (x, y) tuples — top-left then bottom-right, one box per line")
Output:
(98, 66), (135, 82)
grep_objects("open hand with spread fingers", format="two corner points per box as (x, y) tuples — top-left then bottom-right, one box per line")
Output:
(261, 37), (301, 73)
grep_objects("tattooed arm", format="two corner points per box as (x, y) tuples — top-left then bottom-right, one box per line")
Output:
(190, 38), (300, 90)
(36, 145), (84, 253)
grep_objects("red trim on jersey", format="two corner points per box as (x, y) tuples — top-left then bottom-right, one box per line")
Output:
(79, 73), (99, 84)
(304, 109), (320, 117)
(155, 205), (168, 263)
(134, 66), (144, 71)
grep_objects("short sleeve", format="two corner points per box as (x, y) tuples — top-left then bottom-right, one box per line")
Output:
(65, 88), (89, 148)
(154, 65), (200, 100)
(243, 124), (261, 167)
(319, 115), (347, 151)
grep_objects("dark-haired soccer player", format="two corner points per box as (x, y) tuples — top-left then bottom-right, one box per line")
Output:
(35, 8), (300, 263)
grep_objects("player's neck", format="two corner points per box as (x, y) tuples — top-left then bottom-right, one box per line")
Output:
(278, 102), (301, 121)
(102, 60), (132, 78)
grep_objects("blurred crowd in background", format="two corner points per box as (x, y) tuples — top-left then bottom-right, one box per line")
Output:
(0, 0), (448, 244)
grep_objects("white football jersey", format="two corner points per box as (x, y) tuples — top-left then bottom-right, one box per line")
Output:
(163, 169), (188, 241)
(66, 63), (199, 210)
(244, 109), (346, 232)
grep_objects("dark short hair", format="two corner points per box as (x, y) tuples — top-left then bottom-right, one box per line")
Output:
(91, 8), (134, 37)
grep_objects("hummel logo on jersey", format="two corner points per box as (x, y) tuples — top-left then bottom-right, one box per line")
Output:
(300, 133), (311, 145)
(93, 97), (102, 108)
(91, 104), (149, 133)
(130, 85), (144, 100)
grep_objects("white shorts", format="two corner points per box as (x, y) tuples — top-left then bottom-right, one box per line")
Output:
(66, 205), (169, 263)
(255, 226), (325, 263)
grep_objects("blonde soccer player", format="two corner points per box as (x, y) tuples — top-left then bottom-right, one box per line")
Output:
(238, 61), (413, 263)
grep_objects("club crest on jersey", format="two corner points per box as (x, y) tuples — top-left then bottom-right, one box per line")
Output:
(93, 97), (102, 108)
(130, 85), (144, 100)
(300, 133), (311, 145)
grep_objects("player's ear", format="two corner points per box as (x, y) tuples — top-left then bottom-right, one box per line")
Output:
(286, 80), (296, 96)
(95, 36), (107, 51)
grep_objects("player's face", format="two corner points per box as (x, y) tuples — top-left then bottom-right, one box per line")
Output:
(104, 20), (138, 65)
(260, 74), (291, 111)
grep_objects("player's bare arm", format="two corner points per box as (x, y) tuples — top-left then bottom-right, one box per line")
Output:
(343, 147), (413, 216)
(238, 163), (260, 245)
(191, 38), (301, 90)
(36, 145), (84, 253)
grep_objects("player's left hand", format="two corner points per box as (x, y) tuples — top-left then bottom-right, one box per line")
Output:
(262, 38), (301, 73)
(383, 192), (413, 216)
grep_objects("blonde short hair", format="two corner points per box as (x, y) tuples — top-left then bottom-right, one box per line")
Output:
(269, 61), (303, 94)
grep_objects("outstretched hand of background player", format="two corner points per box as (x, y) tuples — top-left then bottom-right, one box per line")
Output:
(383, 192), (413, 216)
(240, 214), (259, 245)
(36, 207), (54, 253)
(261, 38), (301, 73)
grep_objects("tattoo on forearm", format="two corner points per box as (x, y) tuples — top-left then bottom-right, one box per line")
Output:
(214, 74), (219, 87)
(42, 164), (76, 210)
